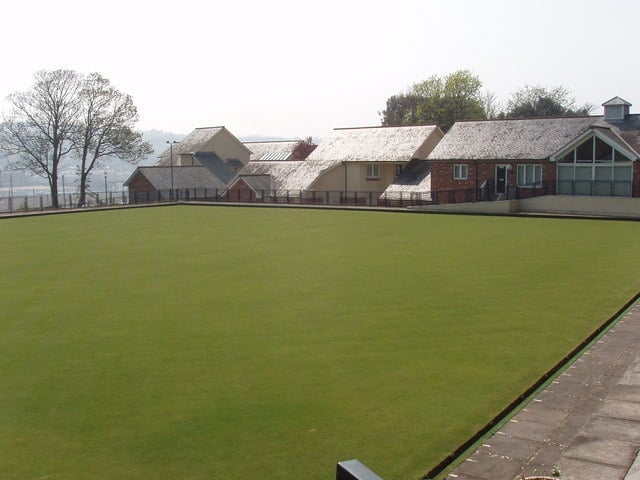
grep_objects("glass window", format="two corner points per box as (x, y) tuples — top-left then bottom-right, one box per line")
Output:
(574, 166), (592, 195)
(453, 164), (468, 180)
(594, 137), (613, 162)
(614, 149), (632, 162)
(517, 164), (542, 187)
(614, 165), (632, 181)
(594, 166), (612, 196)
(557, 166), (573, 194)
(557, 165), (574, 181)
(366, 164), (380, 179)
(576, 138), (593, 162)
(395, 164), (403, 177)
(594, 166), (612, 181)
(559, 151), (575, 163)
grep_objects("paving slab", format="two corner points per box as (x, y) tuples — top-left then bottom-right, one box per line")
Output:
(556, 457), (626, 480)
(444, 302), (640, 480)
(596, 399), (640, 421)
(517, 405), (570, 427)
(581, 416), (640, 443)
(477, 434), (542, 461)
(499, 419), (557, 443)
(563, 434), (638, 467)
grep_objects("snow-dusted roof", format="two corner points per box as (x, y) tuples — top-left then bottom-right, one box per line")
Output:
(382, 159), (431, 200)
(429, 115), (640, 161)
(282, 125), (439, 190)
(429, 117), (600, 160)
(157, 126), (251, 165)
(238, 160), (304, 191)
(234, 174), (273, 192)
(244, 140), (298, 161)
(307, 125), (439, 163)
(177, 127), (225, 154)
(602, 96), (632, 107)
(125, 166), (228, 190)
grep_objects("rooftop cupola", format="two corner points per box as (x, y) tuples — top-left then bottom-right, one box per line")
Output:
(602, 96), (631, 122)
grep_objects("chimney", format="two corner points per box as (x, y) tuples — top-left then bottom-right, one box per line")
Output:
(602, 96), (631, 122)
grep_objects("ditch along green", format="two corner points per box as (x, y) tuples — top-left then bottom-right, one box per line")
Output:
(1, 205), (639, 480)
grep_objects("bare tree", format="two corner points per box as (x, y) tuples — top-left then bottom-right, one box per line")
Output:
(504, 85), (593, 118)
(0, 69), (152, 208)
(482, 91), (501, 119)
(74, 73), (152, 207)
(0, 70), (81, 207)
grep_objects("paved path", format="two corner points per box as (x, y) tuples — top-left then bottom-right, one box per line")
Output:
(447, 302), (640, 480)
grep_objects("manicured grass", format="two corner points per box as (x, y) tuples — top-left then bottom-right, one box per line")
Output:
(1, 205), (640, 480)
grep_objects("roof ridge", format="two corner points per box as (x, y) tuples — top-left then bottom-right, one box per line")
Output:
(453, 115), (598, 124)
(243, 139), (299, 144)
(333, 124), (437, 130)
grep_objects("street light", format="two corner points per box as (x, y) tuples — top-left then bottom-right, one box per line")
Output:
(103, 171), (108, 205)
(166, 140), (179, 201)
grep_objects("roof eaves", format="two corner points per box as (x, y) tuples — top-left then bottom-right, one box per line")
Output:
(549, 126), (640, 161)
(602, 96), (632, 107)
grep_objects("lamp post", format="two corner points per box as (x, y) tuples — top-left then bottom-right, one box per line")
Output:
(103, 171), (108, 205)
(166, 140), (178, 201)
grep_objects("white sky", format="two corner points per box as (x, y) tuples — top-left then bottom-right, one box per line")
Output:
(1, 0), (639, 140)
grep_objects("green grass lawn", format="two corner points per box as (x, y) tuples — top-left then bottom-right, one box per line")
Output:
(2, 205), (640, 480)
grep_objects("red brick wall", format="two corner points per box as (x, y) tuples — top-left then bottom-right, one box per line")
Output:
(228, 179), (256, 202)
(634, 162), (640, 197)
(430, 160), (556, 200)
(127, 172), (155, 193)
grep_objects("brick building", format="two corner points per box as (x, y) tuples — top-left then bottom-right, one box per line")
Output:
(425, 97), (640, 203)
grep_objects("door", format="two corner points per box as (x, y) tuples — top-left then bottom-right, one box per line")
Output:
(495, 165), (507, 194)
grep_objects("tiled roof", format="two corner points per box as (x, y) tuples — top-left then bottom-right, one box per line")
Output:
(307, 125), (439, 163)
(429, 117), (600, 160)
(244, 140), (298, 161)
(193, 152), (236, 184)
(238, 161), (303, 191)
(382, 160), (431, 199)
(157, 126), (250, 165)
(235, 174), (272, 192)
(429, 115), (640, 161)
(125, 166), (228, 190)
(602, 96), (632, 106)
(283, 125), (439, 190)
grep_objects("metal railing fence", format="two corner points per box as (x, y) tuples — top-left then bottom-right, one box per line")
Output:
(0, 190), (129, 213)
(1, 180), (633, 214)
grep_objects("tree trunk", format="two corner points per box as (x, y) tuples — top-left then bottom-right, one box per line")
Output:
(77, 174), (87, 207)
(50, 173), (59, 209)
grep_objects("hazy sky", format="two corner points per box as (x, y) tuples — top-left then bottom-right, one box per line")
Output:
(2, 0), (639, 140)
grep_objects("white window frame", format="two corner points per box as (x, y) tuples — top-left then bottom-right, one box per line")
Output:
(516, 164), (542, 187)
(555, 133), (634, 197)
(453, 164), (468, 180)
(366, 164), (380, 179)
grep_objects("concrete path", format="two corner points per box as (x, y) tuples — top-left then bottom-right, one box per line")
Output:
(447, 301), (640, 480)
